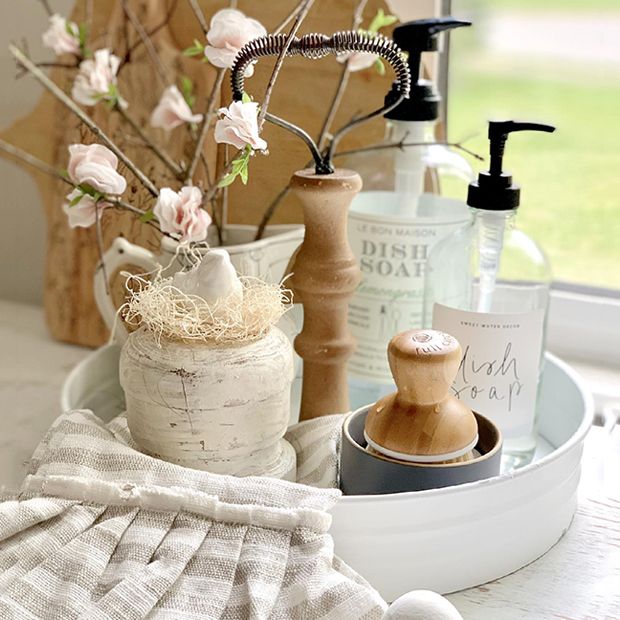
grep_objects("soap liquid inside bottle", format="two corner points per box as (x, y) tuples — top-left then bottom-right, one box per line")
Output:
(345, 120), (473, 411)
(424, 210), (551, 470)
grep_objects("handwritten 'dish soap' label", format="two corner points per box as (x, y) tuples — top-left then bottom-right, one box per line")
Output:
(432, 304), (545, 439)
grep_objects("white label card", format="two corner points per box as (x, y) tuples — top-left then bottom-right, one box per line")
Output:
(347, 209), (466, 382)
(432, 304), (545, 438)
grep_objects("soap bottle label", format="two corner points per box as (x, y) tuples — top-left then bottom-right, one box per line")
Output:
(432, 304), (545, 438)
(347, 210), (466, 383)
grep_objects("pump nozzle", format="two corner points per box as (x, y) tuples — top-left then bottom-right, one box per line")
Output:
(386, 17), (471, 121)
(488, 121), (556, 176)
(468, 120), (556, 210)
(469, 120), (556, 313)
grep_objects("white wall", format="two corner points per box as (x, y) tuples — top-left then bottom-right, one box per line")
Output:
(0, 1), (73, 305)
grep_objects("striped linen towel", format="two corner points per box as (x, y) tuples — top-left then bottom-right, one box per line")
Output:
(0, 410), (385, 619)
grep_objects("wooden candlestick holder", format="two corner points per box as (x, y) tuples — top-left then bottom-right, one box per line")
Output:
(286, 168), (362, 421)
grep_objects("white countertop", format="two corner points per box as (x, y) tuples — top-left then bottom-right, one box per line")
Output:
(0, 298), (618, 618)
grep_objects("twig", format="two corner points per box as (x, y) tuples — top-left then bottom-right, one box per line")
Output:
(0, 137), (151, 217)
(185, 68), (226, 182)
(257, 0), (315, 129)
(255, 185), (291, 241)
(186, 0), (209, 36)
(334, 140), (485, 161)
(39, 0), (53, 16)
(121, 0), (169, 85)
(202, 147), (241, 205)
(119, 0), (179, 68)
(199, 152), (213, 187)
(317, 0), (369, 151)
(9, 43), (159, 197)
(85, 0), (94, 30)
(0, 138), (65, 181)
(273, 1), (307, 34)
(115, 104), (184, 178)
(95, 200), (109, 295)
(207, 193), (224, 245)
(17, 61), (79, 79)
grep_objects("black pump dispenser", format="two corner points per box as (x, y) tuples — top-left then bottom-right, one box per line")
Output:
(385, 17), (470, 122)
(467, 121), (556, 211)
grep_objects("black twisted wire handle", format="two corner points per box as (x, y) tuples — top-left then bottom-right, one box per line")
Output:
(229, 31), (411, 173)
(231, 31), (410, 101)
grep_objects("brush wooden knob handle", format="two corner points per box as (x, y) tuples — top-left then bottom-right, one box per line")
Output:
(365, 329), (478, 462)
(389, 330), (461, 406)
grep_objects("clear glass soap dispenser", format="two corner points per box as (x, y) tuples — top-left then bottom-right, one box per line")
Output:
(345, 18), (474, 410)
(424, 120), (556, 470)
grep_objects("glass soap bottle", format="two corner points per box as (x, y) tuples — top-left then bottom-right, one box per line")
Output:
(345, 18), (474, 410)
(425, 120), (556, 470)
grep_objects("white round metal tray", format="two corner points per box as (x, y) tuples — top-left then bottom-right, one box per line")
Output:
(61, 347), (593, 600)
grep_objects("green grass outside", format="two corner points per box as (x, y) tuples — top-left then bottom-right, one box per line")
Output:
(484, 0), (620, 12)
(443, 15), (620, 288)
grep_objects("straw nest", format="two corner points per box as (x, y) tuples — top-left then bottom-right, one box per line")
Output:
(121, 274), (291, 345)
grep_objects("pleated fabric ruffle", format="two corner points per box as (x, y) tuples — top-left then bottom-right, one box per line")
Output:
(0, 410), (385, 619)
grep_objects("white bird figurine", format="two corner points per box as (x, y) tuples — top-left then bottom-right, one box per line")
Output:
(383, 590), (463, 620)
(172, 249), (243, 304)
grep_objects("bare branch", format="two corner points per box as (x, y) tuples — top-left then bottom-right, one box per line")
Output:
(121, 0), (169, 85)
(17, 60), (79, 79)
(0, 138), (67, 183)
(185, 67), (226, 182)
(273, 1), (307, 34)
(39, 0), (53, 16)
(9, 43), (159, 197)
(317, 0), (369, 151)
(0, 137), (151, 217)
(186, 0), (209, 36)
(114, 104), (184, 178)
(119, 0), (179, 69)
(257, 0), (315, 129)
(334, 140), (485, 161)
(254, 185), (291, 241)
(95, 200), (109, 295)
(85, 0), (94, 30)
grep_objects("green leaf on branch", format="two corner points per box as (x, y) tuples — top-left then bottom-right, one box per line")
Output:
(78, 22), (88, 46)
(183, 39), (205, 57)
(368, 9), (398, 34)
(181, 75), (196, 108)
(68, 192), (84, 207)
(217, 146), (252, 188)
(140, 209), (156, 223)
(78, 184), (103, 202)
(373, 57), (386, 75)
(217, 173), (238, 188)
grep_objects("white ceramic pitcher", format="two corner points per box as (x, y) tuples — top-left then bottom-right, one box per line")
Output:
(94, 224), (304, 343)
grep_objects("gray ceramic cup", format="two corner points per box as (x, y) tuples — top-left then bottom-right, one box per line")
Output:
(340, 407), (502, 495)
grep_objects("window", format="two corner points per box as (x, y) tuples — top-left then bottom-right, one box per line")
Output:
(445, 0), (620, 293)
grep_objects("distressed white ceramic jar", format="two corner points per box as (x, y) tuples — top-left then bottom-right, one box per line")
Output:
(119, 326), (296, 479)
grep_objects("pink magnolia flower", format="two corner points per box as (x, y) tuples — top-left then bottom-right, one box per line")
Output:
(72, 48), (126, 108)
(67, 144), (127, 195)
(42, 14), (80, 56)
(214, 101), (267, 151)
(150, 85), (203, 131)
(204, 9), (266, 77)
(63, 189), (107, 228)
(154, 186), (211, 244)
(337, 51), (378, 72)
